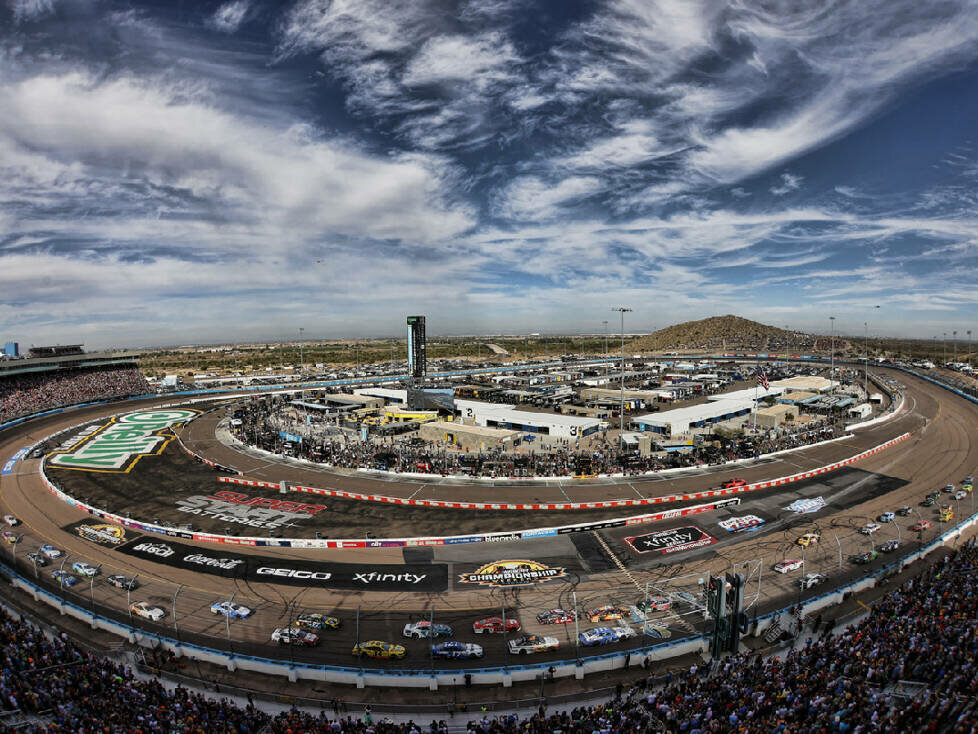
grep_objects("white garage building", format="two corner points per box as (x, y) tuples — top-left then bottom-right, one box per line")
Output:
(455, 399), (602, 438)
(630, 399), (755, 437)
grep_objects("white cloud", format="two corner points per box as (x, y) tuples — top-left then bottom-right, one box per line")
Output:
(0, 70), (474, 246)
(9, 0), (56, 22)
(209, 1), (250, 34)
(770, 173), (803, 196)
(495, 176), (603, 221)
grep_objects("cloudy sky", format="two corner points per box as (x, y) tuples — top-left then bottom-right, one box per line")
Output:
(3, 0), (978, 349)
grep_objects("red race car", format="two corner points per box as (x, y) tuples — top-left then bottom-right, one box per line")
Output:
(910, 520), (931, 532)
(473, 617), (521, 634)
(536, 609), (577, 625)
(720, 478), (748, 489)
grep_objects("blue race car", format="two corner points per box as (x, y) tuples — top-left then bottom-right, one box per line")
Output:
(579, 626), (636, 646)
(210, 601), (253, 619)
(52, 570), (79, 587)
(431, 641), (483, 659)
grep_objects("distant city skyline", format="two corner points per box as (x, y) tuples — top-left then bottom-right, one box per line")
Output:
(2, 1), (977, 349)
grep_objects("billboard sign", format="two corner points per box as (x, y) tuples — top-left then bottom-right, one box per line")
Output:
(625, 526), (716, 555)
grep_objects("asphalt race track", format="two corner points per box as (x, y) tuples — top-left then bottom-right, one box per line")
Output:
(1, 367), (976, 673)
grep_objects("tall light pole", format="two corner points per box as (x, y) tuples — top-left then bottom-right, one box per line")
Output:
(299, 327), (304, 374)
(943, 332), (947, 366)
(829, 316), (836, 389)
(602, 320), (609, 359)
(865, 306), (879, 399)
(613, 307), (632, 446)
(953, 330), (957, 364)
(968, 330), (973, 370)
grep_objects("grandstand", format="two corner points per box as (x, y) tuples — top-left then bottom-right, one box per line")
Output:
(0, 349), (148, 424)
(1, 539), (975, 732)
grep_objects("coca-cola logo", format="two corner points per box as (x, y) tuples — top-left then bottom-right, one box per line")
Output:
(184, 553), (244, 570)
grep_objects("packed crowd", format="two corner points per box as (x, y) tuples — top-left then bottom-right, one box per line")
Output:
(232, 397), (846, 479)
(0, 366), (149, 423)
(3, 539), (975, 732)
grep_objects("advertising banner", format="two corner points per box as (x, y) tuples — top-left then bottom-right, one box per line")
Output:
(114, 537), (447, 591)
(717, 515), (765, 533)
(785, 497), (826, 514)
(48, 409), (198, 472)
(625, 526), (716, 555)
(458, 560), (566, 587)
(2, 447), (29, 475)
(63, 520), (142, 547)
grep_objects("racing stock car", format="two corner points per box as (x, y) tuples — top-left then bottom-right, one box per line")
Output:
(431, 641), (484, 659)
(536, 609), (576, 625)
(352, 641), (406, 660)
(210, 601), (253, 619)
(295, 613), (340, 630)
(271, 628), (319, 646)
(508, 635), (559, 655)
(402, 621), (452, 639)
(578, 626), (637, 647)
(473, 617), (520, 634)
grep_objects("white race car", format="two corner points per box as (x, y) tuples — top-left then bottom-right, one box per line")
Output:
(507, 635), (559, 655)
(129, 602), (166, 621)
(71, 562), (99, 577)
(271, 628), (319, 646)
(3, 515), (19, 526)
(774, 559), (804, 574)
(402, 621), (452, 639)
(210, 601), (253, 619)
(860, 523), (881, 535)
(40, 545), (63, 559)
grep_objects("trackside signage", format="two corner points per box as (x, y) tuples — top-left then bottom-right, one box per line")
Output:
(115, 537), (448, 591)
(48, 410), (198, 472)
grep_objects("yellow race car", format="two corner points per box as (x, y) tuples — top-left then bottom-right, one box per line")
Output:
(352, 640), (406, 660)
(795, 532), (821, 548)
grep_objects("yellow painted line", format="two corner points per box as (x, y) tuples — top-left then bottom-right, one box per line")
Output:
(856, 599), (871, 612)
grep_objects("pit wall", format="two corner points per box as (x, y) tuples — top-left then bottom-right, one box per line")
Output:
(38, 429), (909, 548)
(4, 509), (974, 688)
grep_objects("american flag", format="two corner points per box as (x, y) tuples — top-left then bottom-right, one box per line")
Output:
(756, 369), (770, 390)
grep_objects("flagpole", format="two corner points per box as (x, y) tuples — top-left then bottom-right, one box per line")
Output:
(752, 368), (758, 434)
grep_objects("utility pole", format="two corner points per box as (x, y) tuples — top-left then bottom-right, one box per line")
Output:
(829, 316), (836, 389)
(613, 307), (632, 447)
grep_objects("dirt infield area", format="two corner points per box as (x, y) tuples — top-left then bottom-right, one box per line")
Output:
(45, 423), (698, 540)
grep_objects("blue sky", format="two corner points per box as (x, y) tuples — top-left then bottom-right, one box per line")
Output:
(2, 0), (978, 349)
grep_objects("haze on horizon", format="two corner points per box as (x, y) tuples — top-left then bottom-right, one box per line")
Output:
(2, 0), (978, 350)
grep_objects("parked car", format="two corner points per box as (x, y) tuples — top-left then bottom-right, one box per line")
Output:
(880, 539), (902, 553)
(773, 559), (804, 574)
(877, 512), (895, 523)
(271, 628), (319, 646)
(106, 575), (138, 590)
(210, 601), (253, 619)
(431, 641), (483, 659)
(860, 523), (881, 535)
(637, 596), (672, 613)
(799, 573), (827, 590)
(586, 605), (630, 622)
(911, 520), (931, 532)
(39, 544), (63, 559)
(71, 562), (99, 577)
(795, 532), (820, 547)
(536, 609), (576, 625)
(473, 617), (520, 634)
(129, 602), (166, 621)
(402, 621), (452, 639)
(352, 641), (406, 660)
(508, 635), (559, 655)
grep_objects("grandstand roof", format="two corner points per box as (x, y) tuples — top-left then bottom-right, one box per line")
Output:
(0, 352), (140, 378)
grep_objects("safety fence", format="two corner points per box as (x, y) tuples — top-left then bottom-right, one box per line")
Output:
(2, 507), (975, 690)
